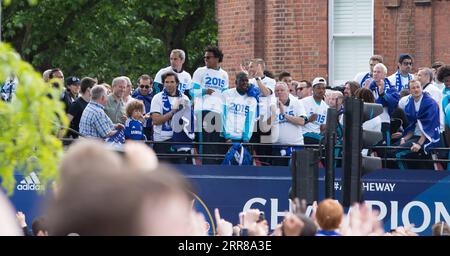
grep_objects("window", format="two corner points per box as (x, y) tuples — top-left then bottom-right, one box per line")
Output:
(329, 0), (374, 87)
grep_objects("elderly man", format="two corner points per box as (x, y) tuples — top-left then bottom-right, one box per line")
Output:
(270, 82), (306, 166)
(120, 76), (133, 104)
(369, 63), (400, 145)
(79, 84), (124, 139)
(104, 77), (127, 124)
(154, 49), (192, 96)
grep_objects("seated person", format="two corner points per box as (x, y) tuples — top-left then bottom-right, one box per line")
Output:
(395, 79), (440, 169)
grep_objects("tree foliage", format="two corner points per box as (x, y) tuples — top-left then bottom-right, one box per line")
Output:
(1, 0), (217, 83)
(0, 42), (67, 194)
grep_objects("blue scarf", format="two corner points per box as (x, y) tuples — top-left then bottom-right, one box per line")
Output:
(369, 78), (393, 99)
(105, 129), (125, 145)
(222, 143), (253, 165)
(403, 92), (440, 154)
(161, 89), (181, 132)
(247, 84), (260, 118)
(360, 72), (372, 86)
(395, 71), (413, 91)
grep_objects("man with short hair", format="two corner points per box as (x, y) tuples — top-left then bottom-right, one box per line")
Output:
(327, 91), (344, 110)
(79, 84), (124, 139)
(396, 79), (440, 169)
(432, 61), (445, 90)
(354, 55), (383, 88)
(154, 49), (192, 96)
(278, 71), (295, 95)
(104, 77), (127, 124)
(222, 72), (258, 143)
(417, 67), (443, 131)
(300, 77), (329, 144)
(296, 80), (312, 99)
(61, 76), (81, 112)
(388, 54), (414, 91)
(67, 77), (97, 138)
(132, 74), (154, 140)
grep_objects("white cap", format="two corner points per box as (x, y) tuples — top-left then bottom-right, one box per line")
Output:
(312, 77), (327, 87)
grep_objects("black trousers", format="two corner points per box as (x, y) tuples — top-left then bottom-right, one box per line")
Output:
(197, 111), (226, 165)
(249, 119), (272, 165)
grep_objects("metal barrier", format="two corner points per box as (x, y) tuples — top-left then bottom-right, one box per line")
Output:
(60, 137), (450, 169)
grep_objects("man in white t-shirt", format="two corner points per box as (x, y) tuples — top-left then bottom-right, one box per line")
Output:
(300, 77), (329, 144)
(191, 46), (229, 164)
(154, 49), (192, 96)
(388, 54), (414, 92)
(270, 82), (307, 166)
(222, 72), (258, 143)
(151, 71), (191, 163)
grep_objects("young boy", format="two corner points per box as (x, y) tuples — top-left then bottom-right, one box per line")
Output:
(124, 100), (147, 141)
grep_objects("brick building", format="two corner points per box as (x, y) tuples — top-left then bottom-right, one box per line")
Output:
(216, 0), (450, 87)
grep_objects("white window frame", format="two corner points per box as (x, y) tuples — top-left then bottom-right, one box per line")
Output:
(328, 0), (374, 87)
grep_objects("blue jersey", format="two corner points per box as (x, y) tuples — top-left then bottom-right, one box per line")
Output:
(124, 118), (146, 140)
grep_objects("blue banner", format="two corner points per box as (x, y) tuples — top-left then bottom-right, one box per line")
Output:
(177, 165), (450, 236)
(8, 167), (450, 236)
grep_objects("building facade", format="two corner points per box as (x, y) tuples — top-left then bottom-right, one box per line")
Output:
(216, 0), (450, 86)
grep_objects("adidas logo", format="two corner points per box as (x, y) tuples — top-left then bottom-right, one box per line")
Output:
(16, 172), (45, 191)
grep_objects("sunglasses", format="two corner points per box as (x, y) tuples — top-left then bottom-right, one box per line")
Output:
(140, 85), (150, 89)
(204, 56), (215, 60)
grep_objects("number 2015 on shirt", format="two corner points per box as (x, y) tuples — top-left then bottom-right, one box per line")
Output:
(310, 112), (325, 124)
(229, 103), (249, 114)
(205, 77), (225, 88)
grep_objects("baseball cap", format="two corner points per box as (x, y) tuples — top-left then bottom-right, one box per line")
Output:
(66, 76), (81, 86)
(312, 77), (327, 87)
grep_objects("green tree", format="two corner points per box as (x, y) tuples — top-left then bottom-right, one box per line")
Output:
(0, 42), (67, 194)
(1, 0), (217, 83)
